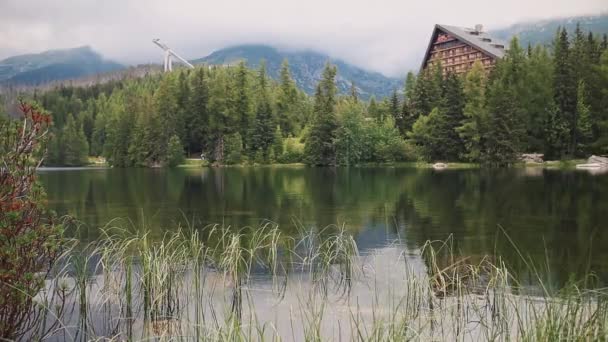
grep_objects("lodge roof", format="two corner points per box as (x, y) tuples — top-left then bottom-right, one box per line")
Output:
(421, 24), (508, 70)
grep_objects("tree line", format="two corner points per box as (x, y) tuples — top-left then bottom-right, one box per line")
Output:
(19, 24), (608, 167)
(405, 25), (608, 165)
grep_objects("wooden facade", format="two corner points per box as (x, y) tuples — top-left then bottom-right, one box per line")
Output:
(421, 24), (506, 75)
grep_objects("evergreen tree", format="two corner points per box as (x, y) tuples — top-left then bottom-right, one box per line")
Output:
(411, 64), (442, 118)
(576, 81), (593, 155)
(234, 61), (252, 148)
(553, 27), (577, 157)
(272, 126), (284, 162)
(166, 135), (185, 167)
(153, 75), (180, 163)
(389, 89), (406, 136)
(438, 72), (466, 160)
(457, 61), (487, 161)
(187, 67), (209, 155)
(482, 77), (525, 165)
(591, 50), (608, 153)
(276, 60), (298, 136)
(174, 70), (190, 143)
(402, 72), (417, 132)
(305, 63), (338, 166)
(522, 46), (554, 153)
(207, 69), (236, 163)
(250, 62), (275, 161)
(224, 133), (243, 164)
(62, 114), (89, 166)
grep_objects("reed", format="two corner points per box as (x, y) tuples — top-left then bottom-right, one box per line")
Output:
(17, 221), (608, 341)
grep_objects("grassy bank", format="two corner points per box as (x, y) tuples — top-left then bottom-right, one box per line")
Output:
(21, 223), (608, 341)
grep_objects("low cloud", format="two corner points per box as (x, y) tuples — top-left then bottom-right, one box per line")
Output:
(0, 0), (606, 77)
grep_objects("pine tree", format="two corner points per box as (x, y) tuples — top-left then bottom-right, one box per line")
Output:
(576, 81), (593, 155)
(438, 73), (466, 160)
(591, 50), (608, 153)
(250, 62), (275, 161)
(389, 90), (406, 136)
(304, 63), (338, 166)
(522, 45), (554, 153)
(234, 61), (252, 148)
(402, 72), (417, 132)
(482, 80), (524, 166)
(272, 126), (284, 162)
(166, 135), (185, 167)
(62, 114), (89, 166)
(276, 60), (298, 136)
(411, 64), (442, 118)
(174, 70), (190, 143)
(553, 27), (577, 157)
(479, 39), (527, 165)
(155, 75), (179, 158)
(207, 68), (236, 163)
(187, 67), (209, 155)
(457, 61), (487, 161)
(224, 133), (243, 164)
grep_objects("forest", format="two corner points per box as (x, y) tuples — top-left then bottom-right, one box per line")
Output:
(4, 24), (608, 167)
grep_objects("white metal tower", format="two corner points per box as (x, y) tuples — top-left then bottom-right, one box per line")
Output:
(152, 39), (194, 72)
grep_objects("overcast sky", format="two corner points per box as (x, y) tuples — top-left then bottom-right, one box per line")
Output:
(0, 0), (606, 77)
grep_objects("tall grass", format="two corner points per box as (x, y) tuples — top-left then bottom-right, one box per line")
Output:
(21, 221), (608, 341)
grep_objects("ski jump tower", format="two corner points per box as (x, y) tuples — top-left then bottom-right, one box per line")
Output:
(152, 39), (194, 72)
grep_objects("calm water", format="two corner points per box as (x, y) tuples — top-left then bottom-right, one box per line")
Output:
(38, 166), (608, 286)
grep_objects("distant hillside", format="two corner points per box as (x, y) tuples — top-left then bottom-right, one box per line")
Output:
(192, 44), (402, 99)
(491, 14), (608, 47)
(0, 46), (123, 86)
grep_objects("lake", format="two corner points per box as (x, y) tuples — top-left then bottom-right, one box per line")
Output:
(39, 165), (608, 287)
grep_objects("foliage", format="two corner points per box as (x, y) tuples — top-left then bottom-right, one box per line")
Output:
(19, 24), (608, 167)
(304, 64), (339, 166)
(0, 102), (63, 340)
(225, 133), (244, 165)
(166, 135), (185, 167)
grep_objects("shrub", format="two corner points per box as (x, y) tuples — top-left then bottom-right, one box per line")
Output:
(281, 137), (305, 163)
(0, 102), (64, 339)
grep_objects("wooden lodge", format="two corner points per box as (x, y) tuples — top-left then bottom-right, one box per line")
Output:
(421, 24), (507, 75)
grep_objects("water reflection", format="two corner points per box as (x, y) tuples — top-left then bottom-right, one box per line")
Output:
(38, 166), (608, 286)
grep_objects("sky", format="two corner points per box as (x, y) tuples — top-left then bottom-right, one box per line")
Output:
(0, 0), (606, 77)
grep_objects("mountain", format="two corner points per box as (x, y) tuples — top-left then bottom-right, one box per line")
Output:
(192, 44), (402, 99)
(0, 46), (123, 86)
(491, 13), (608, 47)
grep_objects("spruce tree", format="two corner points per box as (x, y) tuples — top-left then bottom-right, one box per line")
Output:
(402, 72), (417, 132)
(276, 60), (298, 136)
(62, 114), (89, 166)
(389, 90), (405, 136)
(154, 75), (179, 153)
(522, 46), (554, 152)
(304, 63), (338, 166)
(250, 62), (275, 161)
(166, 135), (185, 167)
(187, 67), (209, 155)
(482, 80), (524, 166)
(234, 61), (252, 148)
(438, 72), (466, 160)
(457, 61), (487, 161)
(553, 27), (577, 157)
(576, 81), (593, 155)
